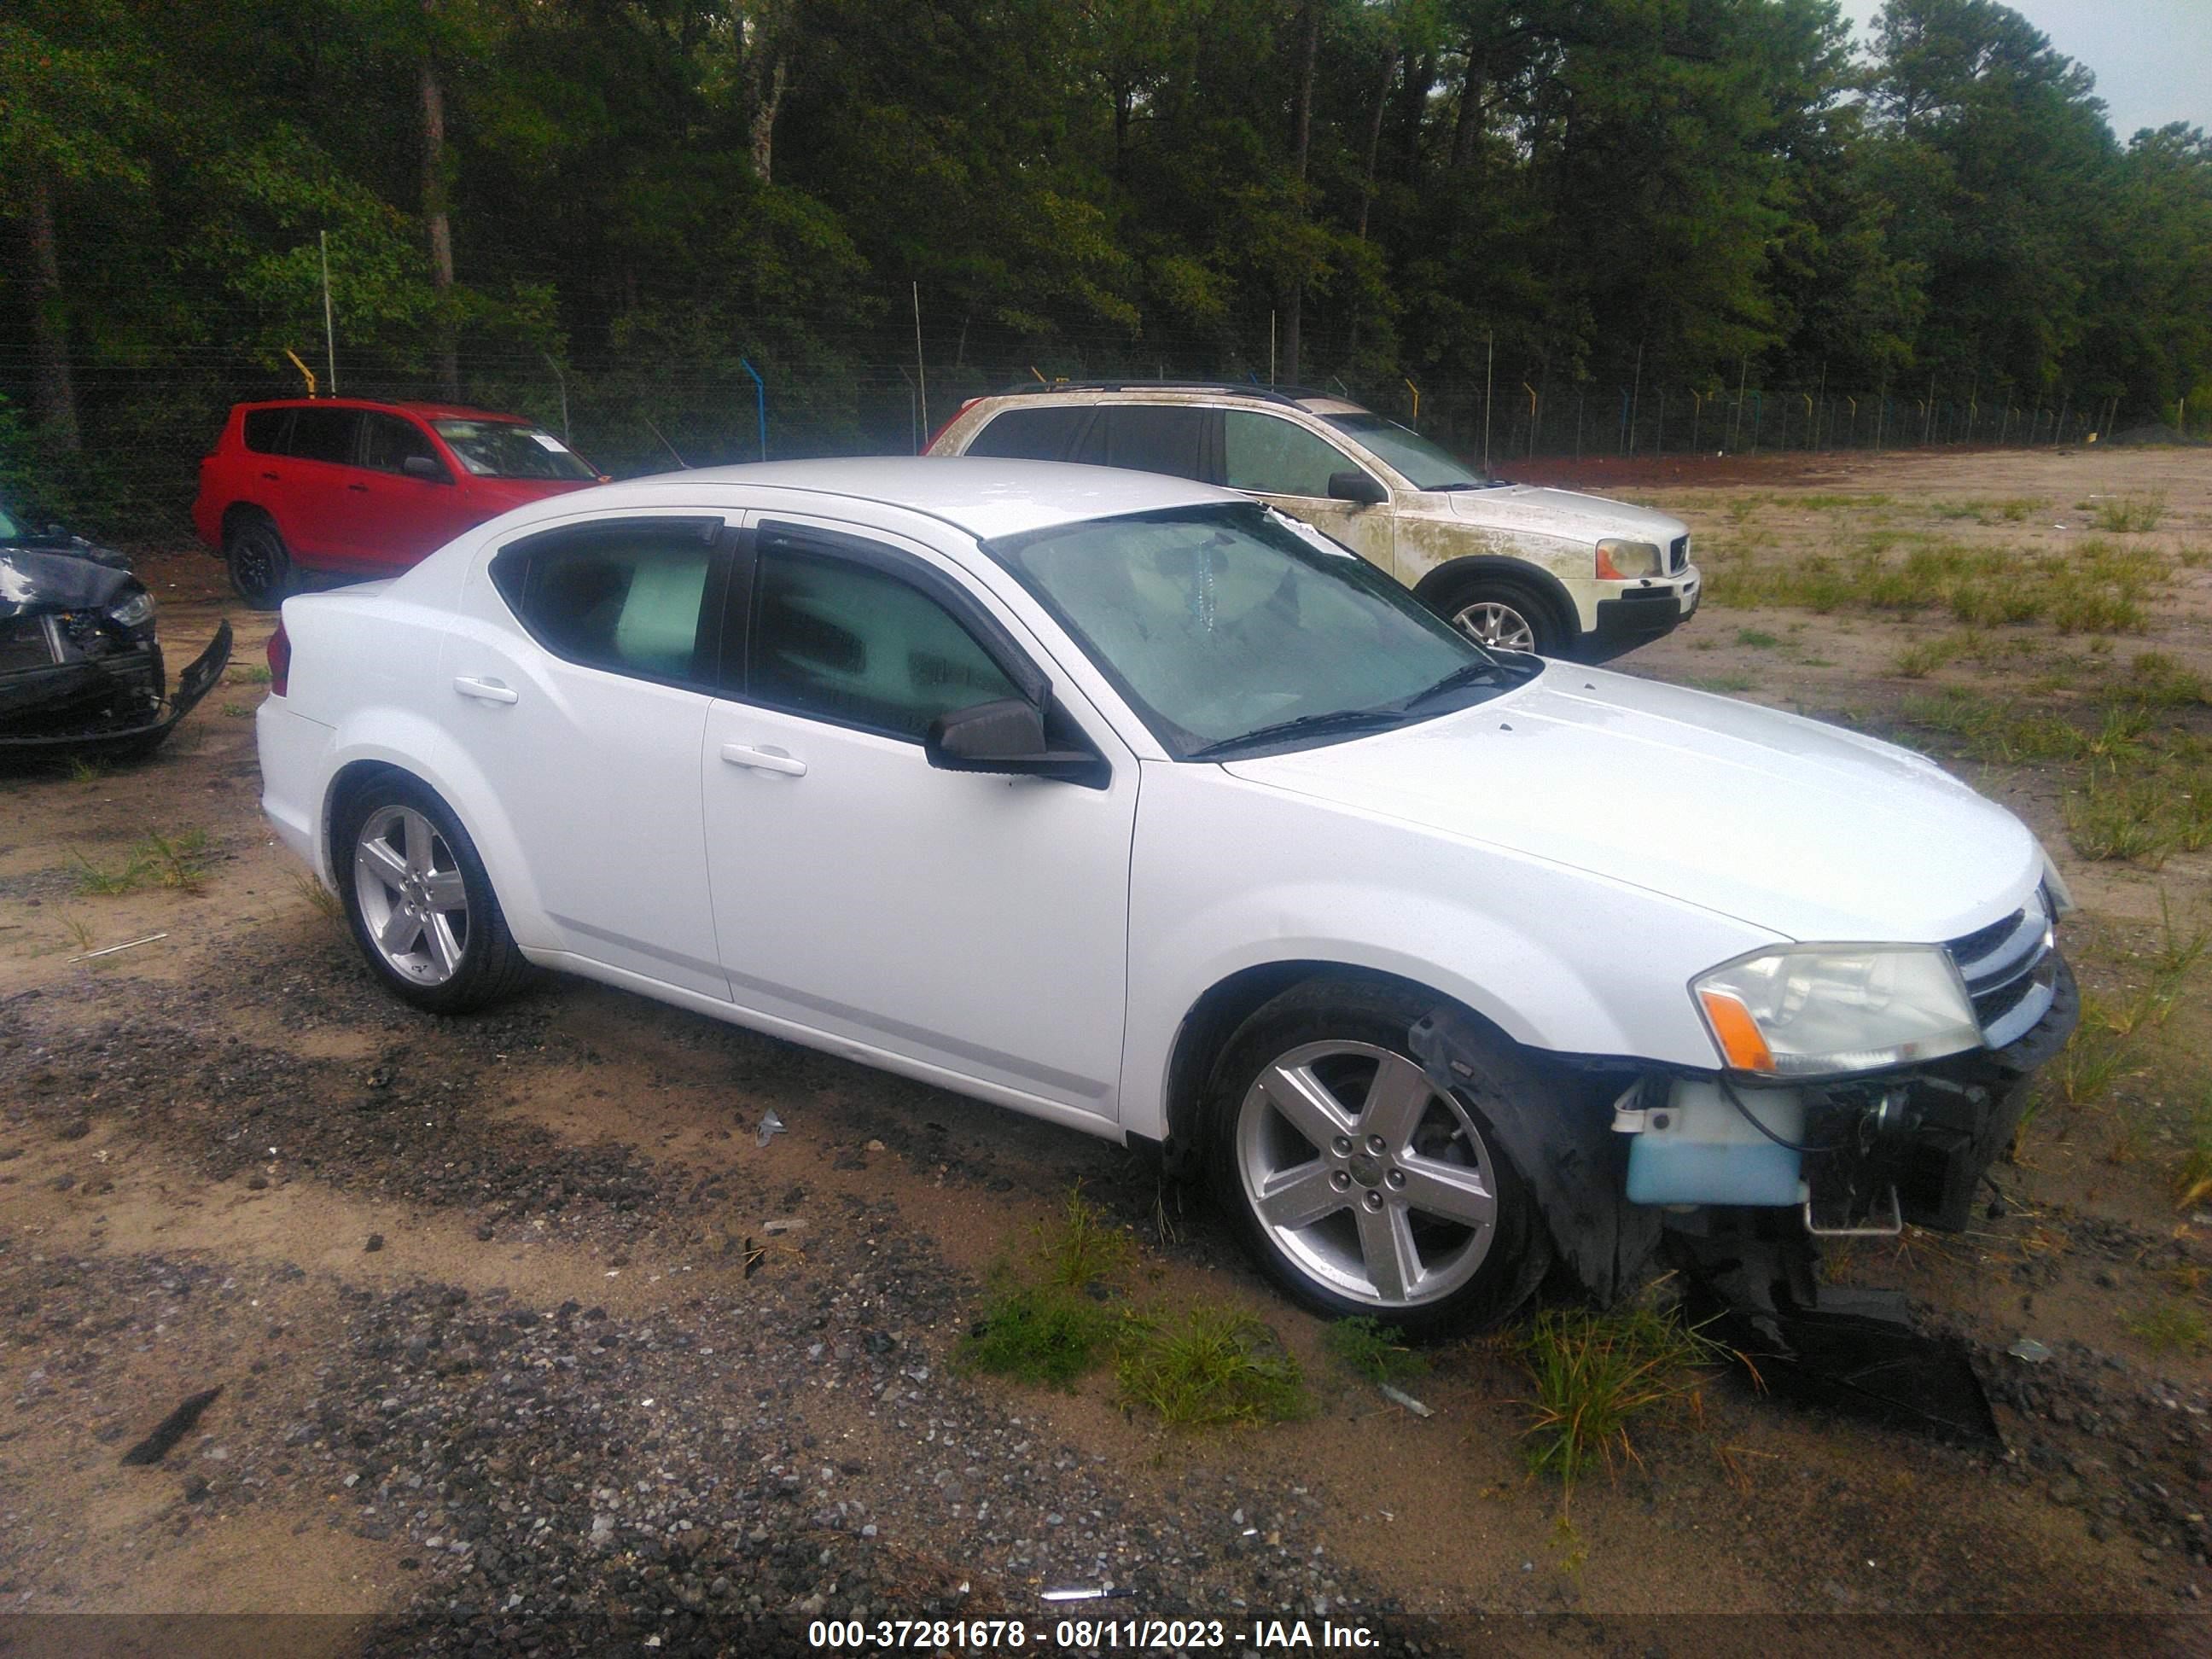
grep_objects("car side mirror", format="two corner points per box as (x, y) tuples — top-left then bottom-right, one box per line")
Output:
(925, 698), (1106, 787)
(403, 455), (448, 481)
(1327, 470), (1387, 507)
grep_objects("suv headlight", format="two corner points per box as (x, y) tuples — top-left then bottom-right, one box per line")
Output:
(1692, 945), (1983, 1077)
(1596, 538), (1662, 579)
(107, 591), (156, 628)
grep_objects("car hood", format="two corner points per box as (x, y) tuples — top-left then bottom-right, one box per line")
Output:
(465, 476), (599, 510)
(0, 547), (141, 620)
(1222, 667), (2039, 944)
(1447, 485), (1685, 546)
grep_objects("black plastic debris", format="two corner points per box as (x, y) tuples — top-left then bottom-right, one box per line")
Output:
(1674, 1226), (2002, 1448)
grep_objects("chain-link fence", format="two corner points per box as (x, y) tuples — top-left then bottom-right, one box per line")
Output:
(0, 314), (2163, 547)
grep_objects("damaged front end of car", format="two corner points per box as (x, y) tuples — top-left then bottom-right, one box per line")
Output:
(0, 547), (232, 759)
(1412, 880), (2078, 1442)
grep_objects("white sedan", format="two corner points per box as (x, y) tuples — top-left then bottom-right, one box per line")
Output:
(257, 459), (2075, 1330)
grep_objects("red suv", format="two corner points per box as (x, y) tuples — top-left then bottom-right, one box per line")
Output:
(193, 399), (604, 608)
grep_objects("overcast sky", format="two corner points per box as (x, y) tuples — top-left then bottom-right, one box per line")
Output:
(1836, 0), (2212, 140)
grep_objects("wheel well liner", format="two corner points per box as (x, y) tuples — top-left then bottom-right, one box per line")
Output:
(1412, 556), (1577, 640)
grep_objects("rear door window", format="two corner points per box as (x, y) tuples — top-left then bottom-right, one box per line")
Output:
(1070, 405), (1211, 481)
(288, 408), (363, 467)
(963, 405), (1088, 462)
(491, 519), (727, 689)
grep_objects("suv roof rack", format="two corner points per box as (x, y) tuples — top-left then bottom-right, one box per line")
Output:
(984, 379), (1348, 408)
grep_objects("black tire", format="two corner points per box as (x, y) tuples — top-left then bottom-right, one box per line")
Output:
(1205, 978), (1550, 1336)
(335, 773), (532, 1015)
(224, 512), (293, 611)
(1428, 572), (1566, 656)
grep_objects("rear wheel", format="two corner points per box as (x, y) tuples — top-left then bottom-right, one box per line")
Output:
(336, 775), (530, 1014)
(224, 513), (293, 611)
(1206, 979), (1549, 1335)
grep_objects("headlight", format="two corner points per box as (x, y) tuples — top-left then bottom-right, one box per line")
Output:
(1596, 538), (1662, 579)
(1691, 945), (1982, 1077)
(107, 591), (156, 628)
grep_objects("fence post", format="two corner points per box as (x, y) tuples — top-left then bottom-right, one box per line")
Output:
(739, 357), (766, 461)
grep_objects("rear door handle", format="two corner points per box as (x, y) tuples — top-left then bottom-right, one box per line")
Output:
(453, 676), (519, 705)
(259, 470), (281, 481)
(346, 482), (370, 493)
(719, 742), (806, 777)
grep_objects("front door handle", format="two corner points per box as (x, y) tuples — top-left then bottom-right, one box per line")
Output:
(346, 482), (370, 493)
(719, 742), (806, 777)
(453, 676), (519, 705)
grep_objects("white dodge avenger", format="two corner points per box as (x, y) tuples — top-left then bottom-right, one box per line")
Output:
(257, 459), (2075, 1330)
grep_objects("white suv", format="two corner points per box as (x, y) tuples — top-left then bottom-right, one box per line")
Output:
(927, 383), (1699, 659)
(257, 459), (2070, 1333)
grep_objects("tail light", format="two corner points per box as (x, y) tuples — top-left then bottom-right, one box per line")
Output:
(266, 620), (292, 696)
(923, 398), (981, 453)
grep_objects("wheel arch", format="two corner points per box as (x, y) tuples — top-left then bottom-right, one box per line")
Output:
(1158, 960), (1520, 1179)
(1412, 556), (1579, 643)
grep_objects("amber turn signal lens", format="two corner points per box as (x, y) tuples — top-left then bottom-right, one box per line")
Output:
(1698, 988), (1775, 1072)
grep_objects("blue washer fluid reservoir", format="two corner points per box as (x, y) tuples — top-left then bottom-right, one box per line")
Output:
(1625, 1080), (1805, 1207)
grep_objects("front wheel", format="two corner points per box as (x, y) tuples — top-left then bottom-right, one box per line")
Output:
(336, 775), (531, 1014)
(1430, 575), (1563, 656)
(1206, 980), (1549, 1335)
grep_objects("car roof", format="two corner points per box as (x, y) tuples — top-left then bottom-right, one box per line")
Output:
(605, 457), (1245, 542)
(967, 381), (1371, 418)
(235, 399), (529, 422)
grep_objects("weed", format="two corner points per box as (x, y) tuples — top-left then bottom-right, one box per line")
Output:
(2115, 652), (2209, 709)
(2120, 1301), (2209, 1356)
(2064, 762), (2172, 865)
(960, 1279), (1125, 1388)
(71, 849), (148, 896)
(2093, 496), (2166, 534)
(67, 755), (106, 784)
(1034, 1183), (1135, 1292)
(222, 701), (253, 718)
(290, 869), (343, 922)
(1688, 672), (1756, 694)
(143, 828), (212, 892)
(1734, 628), (1780, 649)
(1893, 635), (1965, 678)
(2052, 995), (2142, 1110)
(230, 663), (274, 686)
(2176, 1091), (2212, 1211)
(61, 913), (96, 952)
(1511, 1306), (1726, 1487)
(1322, 1316), (1429, 1387)
(1116, 1305), (1309, 1429)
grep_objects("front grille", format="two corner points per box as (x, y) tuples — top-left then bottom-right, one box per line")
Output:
(1947, 893), (2057, 1048)
(1668, 535), (1689, 573)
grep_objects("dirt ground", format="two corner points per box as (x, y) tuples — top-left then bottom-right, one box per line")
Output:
(3, 445), (2209, 1656)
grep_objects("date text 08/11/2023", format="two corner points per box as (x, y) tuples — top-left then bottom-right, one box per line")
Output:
(805, 1615), (1382, 1649)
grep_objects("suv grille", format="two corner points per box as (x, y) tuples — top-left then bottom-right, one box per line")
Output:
(1668, 535), (1689, 573)
(1946, 890), (2057, 1049)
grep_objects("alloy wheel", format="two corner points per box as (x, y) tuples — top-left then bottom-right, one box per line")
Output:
(353, 805), (470, 985)
(1234, 1039), (1499, 1308)
(1449, 599), (1536, 652)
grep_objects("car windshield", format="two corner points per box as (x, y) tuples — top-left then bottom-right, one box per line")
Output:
(987, 504), (1528, 759)
(1322, 412), (1499, 491)
(431, 420), (597, 481)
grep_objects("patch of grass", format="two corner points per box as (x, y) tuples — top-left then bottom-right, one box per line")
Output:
(1033, 1183), (1135, 1291)
(2115, 652), (2210, 709)
(61, 912), (96, 952)
(1893, 634), (1967, 678)
(70, 826), (212, 897)
(289, 869), (343, 922)
(221, 701), (253, 718)
(1511, 1306), (1727, 1487)
(1687, 672), (1756, 694)
(961, 1279), (1125, 1389)
(229, 663), (274, 685)
(1322, 1316), (1429, 1387)
(2120, 1301), (2209, 1356)
(1734, 627), (1780, 649)
(1116, 1305), (1309, 1429)
(2092, 496), (2166, 533)
(66, 755), (106, 784)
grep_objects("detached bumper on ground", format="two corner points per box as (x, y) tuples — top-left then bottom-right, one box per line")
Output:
(0, 622), (232, 757)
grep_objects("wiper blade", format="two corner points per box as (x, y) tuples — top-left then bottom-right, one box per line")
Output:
(1186, 706), (1411, 760)
(1394, 659), (1505, 711)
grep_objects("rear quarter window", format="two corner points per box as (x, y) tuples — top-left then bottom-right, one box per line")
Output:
(1073, 406), (1212, 481)
(242, 409), (293, 454)
(963, 405), (1088, 461)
